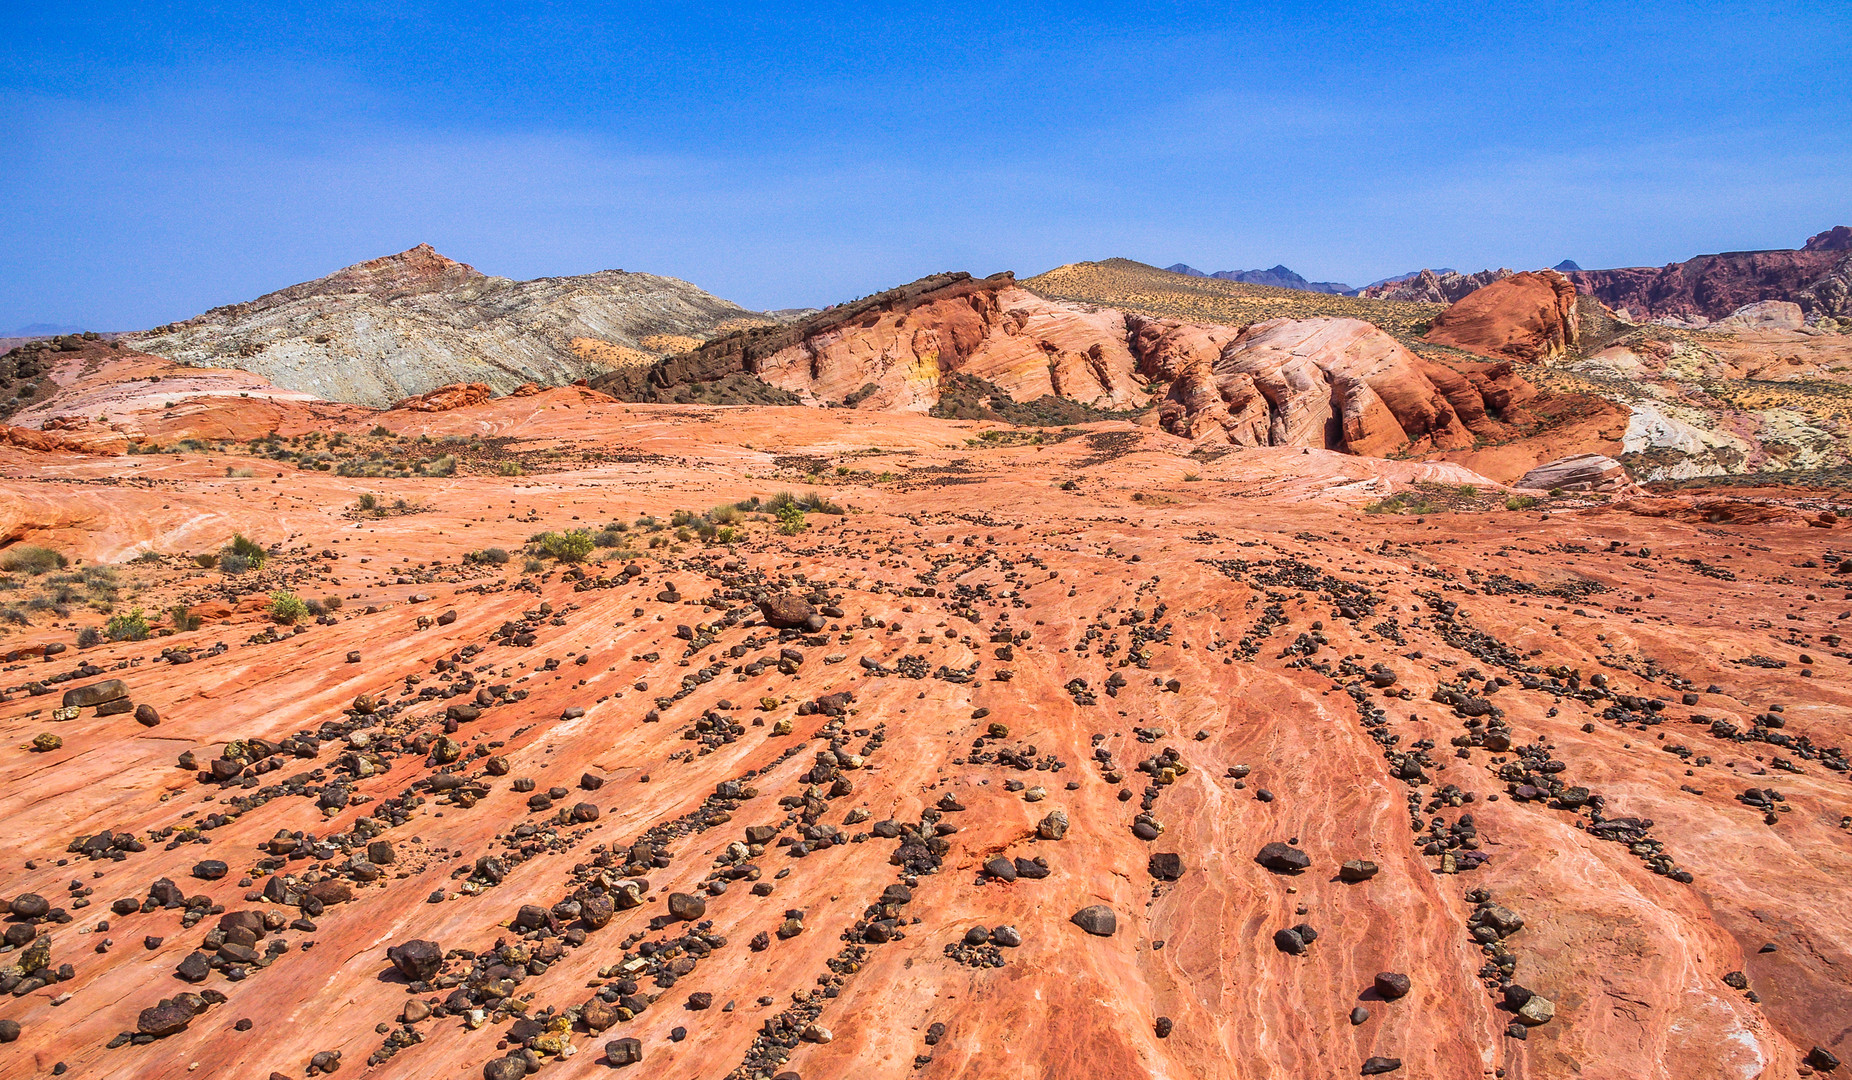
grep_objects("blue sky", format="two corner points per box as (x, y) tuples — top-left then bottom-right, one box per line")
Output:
(2, 1), (1848, 329)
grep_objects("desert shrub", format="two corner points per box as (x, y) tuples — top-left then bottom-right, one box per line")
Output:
(1183, 472), (1202, 482)
(221, 533), (267, 571)
(1, 545), (65, 575)
(195, 553), (219, 569)
(524, 558), (543, 573)
(711, 504), (742, 525)
(531, 530), (594, 563)
(498, 461), (523, 476)
(322, 595), (343, 611)
(0, 606), (28, 626)
(169, 605), (202, 631)
(268, 590), (308, 624)
(467, 547), (511, 565)
(356, 493), (378, 511)
(716, 526), (739, 545)
(1505, 495), (1539, 511)
(105, 608), (151, 641)
(77, 626), (102, 648)
(370, 425), (390, 437)
(776, 503), (807, 535)
(304, 598), (327, 616)
(1363, 494), (1441, 515)
(595, 528), (623, 548)
(1457, 485), (1478, 499)
(218, 554), (252, 575)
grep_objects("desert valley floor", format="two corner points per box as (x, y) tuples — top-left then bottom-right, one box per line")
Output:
(4, 382), (1852, 1080)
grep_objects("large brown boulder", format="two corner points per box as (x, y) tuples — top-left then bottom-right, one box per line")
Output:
(757, 594), (815, 629)
(1425, 270), (1579, 362)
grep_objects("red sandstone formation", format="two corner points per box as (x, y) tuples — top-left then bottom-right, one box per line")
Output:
(390, 383), (497, 412)
(1426, 271), (1580, 363)
(1566, 229), (1850, 320)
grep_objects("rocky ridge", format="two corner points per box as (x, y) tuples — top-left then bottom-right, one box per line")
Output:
(126, 246), (773, 408)
(1565, 229), (1852, 322)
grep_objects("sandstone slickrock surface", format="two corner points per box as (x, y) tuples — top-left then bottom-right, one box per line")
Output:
(5, 291), (1852, 1080)
(126, 245), (770, 407)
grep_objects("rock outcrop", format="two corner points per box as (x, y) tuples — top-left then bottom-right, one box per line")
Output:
(127, 245), (769, 407)
(1515, 453), (1637, 493)
(1146, 316), (1533, 455)
(389, 383), (496, 413)
(1716, 301), (1806, 331)
(1565, 230), (1850, 320)
(595, 272), (1148, 415)
(1425, 271), (1580, 362)
(1361, 268), (1514, 304)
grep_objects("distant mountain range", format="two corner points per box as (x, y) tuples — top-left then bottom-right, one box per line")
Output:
(7, 323), (86, 337)
(1163, 264), (1353, 295)
(1163, 260), (1587, 298)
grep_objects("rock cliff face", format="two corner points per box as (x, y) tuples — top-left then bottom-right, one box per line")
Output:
(1425, 271), (1581, 363)
(1565, 231), (1850, 320)
(126, 245), (768, 407)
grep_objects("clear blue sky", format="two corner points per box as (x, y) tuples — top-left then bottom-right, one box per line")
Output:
(2, 1), (1848, 329)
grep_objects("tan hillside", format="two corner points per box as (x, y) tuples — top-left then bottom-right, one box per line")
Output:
(1024, 257), (1447, 335)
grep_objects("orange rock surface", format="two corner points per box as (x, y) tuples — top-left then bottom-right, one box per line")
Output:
(1427, 271), (1581, 363)
(0, 366), (1847, 1080)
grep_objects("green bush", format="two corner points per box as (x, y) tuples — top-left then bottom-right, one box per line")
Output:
(105, 608), (152, 641)
(221, 533), (267, 571)
(169, 605), (202, 631)
(467, 547), (511, 565)
(776, 503), (807, 535)
(77, 626), (102, 648)
(1505, 495), (1538, 511)
(0, 545), (65, 575)
(268, 590), (308, 624)
(533, 530), (594, 563)
(219, 554), (252, 575)
(356, 493), (378, 511)
(524, 557), (544, 573)
(498, 461), (523, 476)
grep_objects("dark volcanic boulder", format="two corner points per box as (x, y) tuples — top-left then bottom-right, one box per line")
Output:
(1070, 905), (1116, 937)
(63, 679), (129, 709)
(137, 999), (198, 1037)
(387, 939), (444, 981)
(757, 593), (815, 629)
(1256, 842), (1310, 873)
